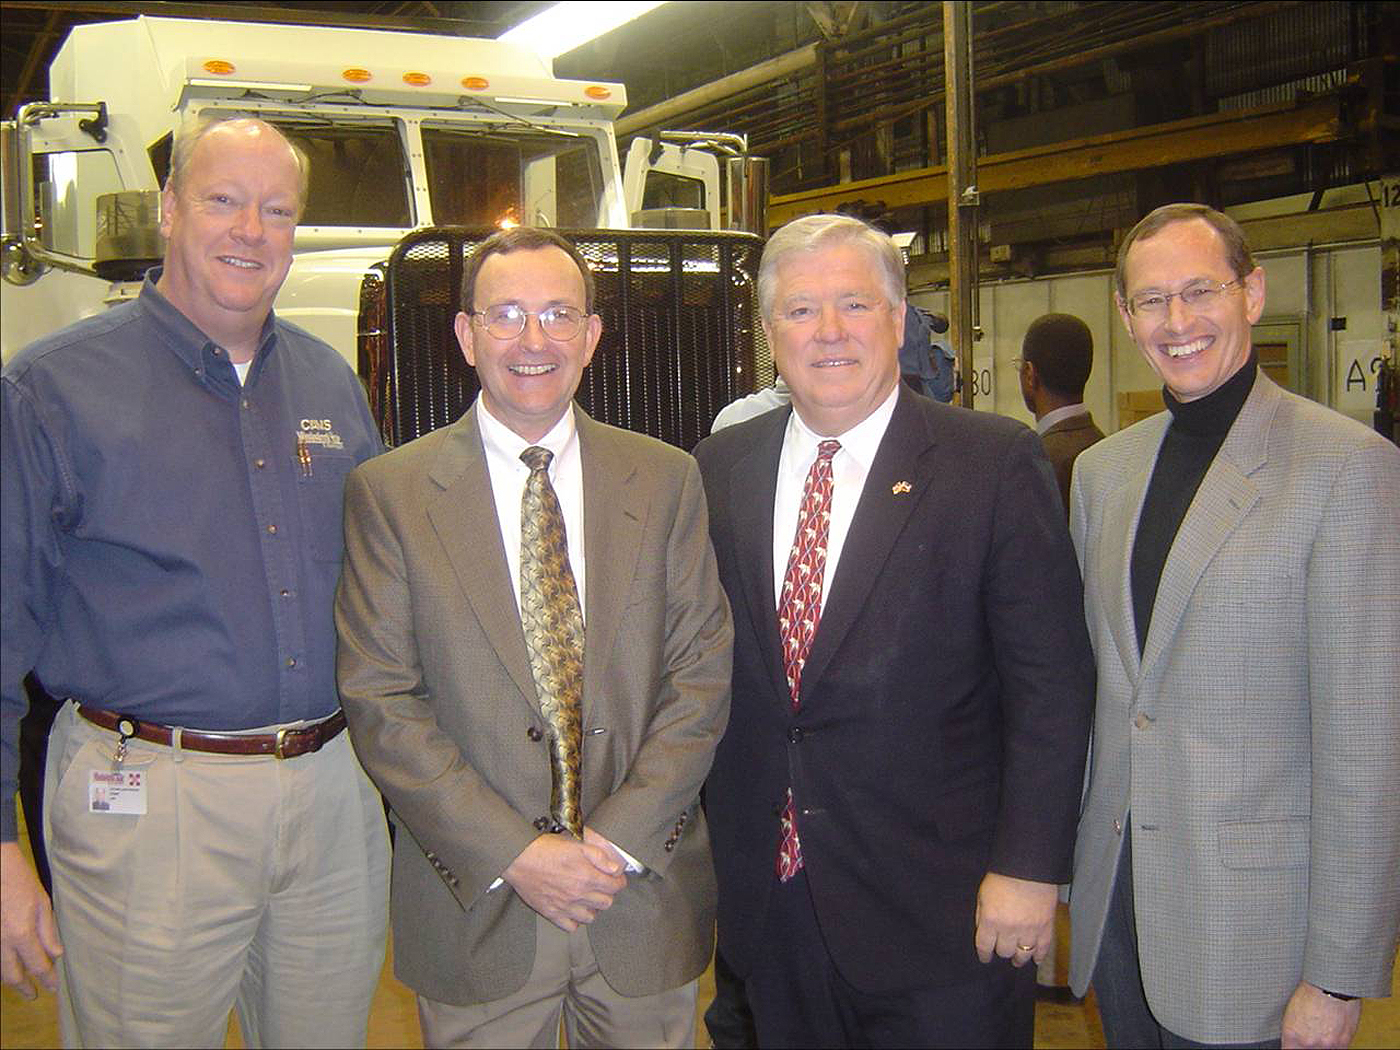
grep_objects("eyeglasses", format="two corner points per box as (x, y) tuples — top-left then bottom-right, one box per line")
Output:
(469, 303), (587, 341)
(1123, 278), (1243, 318)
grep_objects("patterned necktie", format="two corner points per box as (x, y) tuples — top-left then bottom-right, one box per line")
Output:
(775, 438), (840, 882)
(519, 445), (585, 838)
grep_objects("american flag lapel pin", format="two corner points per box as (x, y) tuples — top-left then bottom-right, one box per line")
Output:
(891, 480), (912, 495)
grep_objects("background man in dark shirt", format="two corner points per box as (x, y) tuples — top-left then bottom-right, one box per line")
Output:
(1016, 312), (1105, 519)
(1068, 203), (1399, 1049)
(0, 116), (389, 1047)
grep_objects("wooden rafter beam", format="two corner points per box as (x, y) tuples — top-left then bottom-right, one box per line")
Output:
(767, 96), (1348, 229)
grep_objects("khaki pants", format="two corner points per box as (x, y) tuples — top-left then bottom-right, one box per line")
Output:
(417, 913), (696, 1048)
(44, 702), (390, 1048)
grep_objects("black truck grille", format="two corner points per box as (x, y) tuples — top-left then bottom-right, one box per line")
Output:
(363, 226), (770, 451)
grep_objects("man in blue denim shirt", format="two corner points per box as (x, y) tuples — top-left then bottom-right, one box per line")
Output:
(0, 116), (388, 1048)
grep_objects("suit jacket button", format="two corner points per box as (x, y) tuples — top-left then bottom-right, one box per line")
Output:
(1113, 818), (1123, 834)
(533, 816), (549, 831)
(1133, 711), (1153, 730)
(425, 851), (437, 860)
(664, 841), (675, 852)
(527, 726), (543, 742)
(788, 727), (803, 743)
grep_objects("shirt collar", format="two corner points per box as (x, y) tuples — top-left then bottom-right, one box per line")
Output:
(138, 268), (279, 373)
(476, 397), (578, 473)
(1164, 353), (1257, 437)
(1036, 402), (1088, 435)
(786, 381), (900, 472)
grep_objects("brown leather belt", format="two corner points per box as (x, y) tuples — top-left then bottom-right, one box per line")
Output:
(77, 706), (347, 760)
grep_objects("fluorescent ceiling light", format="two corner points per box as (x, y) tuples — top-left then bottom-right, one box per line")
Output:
(500, 1), (670, 60)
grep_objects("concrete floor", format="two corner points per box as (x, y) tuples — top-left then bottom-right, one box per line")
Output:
(4, 813), (1397, 1049)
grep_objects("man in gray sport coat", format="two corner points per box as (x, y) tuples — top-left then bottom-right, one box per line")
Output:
(1069, 203), (1399, 1048)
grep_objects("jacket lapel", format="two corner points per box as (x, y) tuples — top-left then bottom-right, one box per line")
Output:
(1101, 418), (1168, 686)
(729, 409), (791, 708)
(578, 410), (645, 727)
(799, 389), (936, 699)
(425, 407), (538, 711)
(1139, 374), (1278, 680)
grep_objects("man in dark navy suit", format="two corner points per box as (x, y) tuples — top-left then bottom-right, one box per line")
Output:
(693, 214), (1094, 1047)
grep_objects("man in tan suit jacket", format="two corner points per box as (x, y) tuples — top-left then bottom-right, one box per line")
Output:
(335, 228), (733, 1047)
(1069, 204), (1400, 1048)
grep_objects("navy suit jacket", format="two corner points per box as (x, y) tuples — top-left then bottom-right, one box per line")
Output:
(693, 387), (1094, 993)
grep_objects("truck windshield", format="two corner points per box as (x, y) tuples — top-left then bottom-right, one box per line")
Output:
(268, 121), (412, 228)
(422, 126), (604, 229)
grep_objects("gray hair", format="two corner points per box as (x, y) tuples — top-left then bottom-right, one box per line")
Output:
(166, 114), (310, 210)
(758, 214), (906, 318)
(1115, 203), (1255, 298)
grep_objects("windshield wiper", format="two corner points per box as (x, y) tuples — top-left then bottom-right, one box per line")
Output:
(453, 97), (579, 138)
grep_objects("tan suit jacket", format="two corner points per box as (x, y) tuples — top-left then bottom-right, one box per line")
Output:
(335, 404), (733, 1005)
(1067, 373), (1400, 1042)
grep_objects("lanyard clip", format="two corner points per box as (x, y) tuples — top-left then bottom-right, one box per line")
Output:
(112, 716), (138, 772)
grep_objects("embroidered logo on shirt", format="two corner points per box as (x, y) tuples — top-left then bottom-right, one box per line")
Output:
(296, 418), (344, 450)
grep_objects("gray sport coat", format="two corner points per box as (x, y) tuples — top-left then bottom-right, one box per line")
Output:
(1068, 371), (1400, 1043)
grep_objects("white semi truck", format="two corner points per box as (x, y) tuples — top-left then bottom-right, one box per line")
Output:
(1, 16), (767, 448)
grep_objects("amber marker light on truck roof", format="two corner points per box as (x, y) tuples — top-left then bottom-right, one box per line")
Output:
(403, 72), (433, 87)
(585, 86), (612, 100)
(343, 68), (373, 83)
(203, 59), (236, 74)
(499, 1), (670, 60)
(461, 76), (491, 91)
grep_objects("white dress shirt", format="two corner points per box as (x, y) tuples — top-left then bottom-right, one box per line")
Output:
(1035, 402), (1087, 436)
(477, 397), (586, 620)
(772, 384), (900, 612)
(477, 397), (644, 876)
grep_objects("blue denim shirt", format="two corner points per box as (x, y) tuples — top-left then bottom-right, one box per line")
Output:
(1, 274), (382, 840)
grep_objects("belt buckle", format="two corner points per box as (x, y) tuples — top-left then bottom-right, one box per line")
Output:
(274, 727), (290, 760)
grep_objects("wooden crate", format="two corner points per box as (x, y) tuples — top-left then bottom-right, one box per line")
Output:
(1117, 388), (1165, 429)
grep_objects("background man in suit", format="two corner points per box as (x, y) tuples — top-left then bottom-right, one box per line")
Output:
(1017, 312), (1105, 518)
(335, 228), (732, 1048)
(692, 214), (1095, 1047)
(1068, 203), (1400, 1049)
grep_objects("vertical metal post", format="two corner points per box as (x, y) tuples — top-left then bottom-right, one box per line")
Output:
(1379, 176), (1398, 442)
(944, 1), (978, 408)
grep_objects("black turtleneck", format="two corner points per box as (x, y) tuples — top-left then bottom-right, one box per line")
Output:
(1130, 355), (1258, 655)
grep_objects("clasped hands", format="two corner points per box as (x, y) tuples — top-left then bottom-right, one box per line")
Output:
(502, 826), (629, 931)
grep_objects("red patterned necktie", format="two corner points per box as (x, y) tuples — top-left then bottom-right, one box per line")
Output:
(775, 438), (840, 882)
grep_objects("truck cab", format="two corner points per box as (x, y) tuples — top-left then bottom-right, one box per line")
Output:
(1, 16), (767, 448)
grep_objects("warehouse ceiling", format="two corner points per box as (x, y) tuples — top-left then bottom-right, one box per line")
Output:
(0, 1), (553, 117)
(3, 1), (1395, 279)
